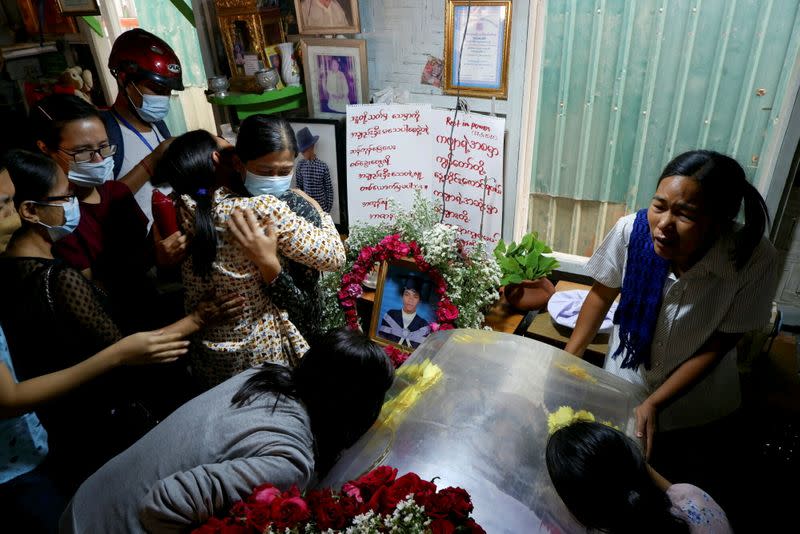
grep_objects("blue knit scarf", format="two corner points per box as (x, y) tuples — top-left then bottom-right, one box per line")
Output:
(612, 209), (670, 370)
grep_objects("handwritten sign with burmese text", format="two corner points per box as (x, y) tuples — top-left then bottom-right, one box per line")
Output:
(430, 109), (504, 249)
(346, 104), (505, 250)
(346, 104), (433, 225)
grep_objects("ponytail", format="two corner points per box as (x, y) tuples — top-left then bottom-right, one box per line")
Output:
(154, 130), (221, 277)
(734, 180), (769, 269)
(191, 189), (218, 277)
(658, 149), (769, 270)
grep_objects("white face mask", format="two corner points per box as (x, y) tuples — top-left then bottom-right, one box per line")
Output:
(67, 157), (114, 187)
(244, 170), (293, 197)
(33, 197), (81, 242)
(131, 83), (171, 123)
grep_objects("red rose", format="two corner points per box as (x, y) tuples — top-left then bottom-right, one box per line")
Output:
(439, 323), (454, 331)
(269, 496), (310, 529)
(422, 492), (453, 519)
(341, 482), (362, 502)
(350, 465), (398, 500)
(438, 487), (473, 520)
(430, 518), (456, 534)
(358, 248), (374, 263)
(436, 302), (459, 322)
(248, 484), (281, 507)
(384, 473), (436, 511)
(337, 494), (363, 520)
(351, 264), (367, 278)
(245, 505), (271, 532)
(464, 518), (487, 533)
(366, 484), (390, 513)
(227, 501), (249, 518)
(307, 489), (347, 531)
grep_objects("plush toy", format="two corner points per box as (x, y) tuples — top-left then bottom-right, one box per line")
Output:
(59, 66), (93, 103)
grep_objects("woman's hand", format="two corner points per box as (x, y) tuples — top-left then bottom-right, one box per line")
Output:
(193, 292), (246, 328)
(154, 228), (188, 267)
(112, 331), (190, 366)
(635, 399), (658, 460)
(227, 208), (281, 283)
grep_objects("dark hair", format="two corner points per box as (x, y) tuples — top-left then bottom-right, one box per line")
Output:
(232, 328), (395, 473)
(3, 149), (60, 208)
(546, 422), (689, 534)
(155, 129), (220, 277)
(235, 115), (298, 163)
(658, 150), (769, 269)
(29, 94), (103, 151)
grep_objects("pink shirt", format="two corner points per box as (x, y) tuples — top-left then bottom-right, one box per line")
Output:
(668, 483), (733, 534)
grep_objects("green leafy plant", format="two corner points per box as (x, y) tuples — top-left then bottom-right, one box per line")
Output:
(493, 232), (560, 286)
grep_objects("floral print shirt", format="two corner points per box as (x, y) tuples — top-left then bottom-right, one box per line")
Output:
(180, 188), (344, 388)
(668, 483), (733, 534)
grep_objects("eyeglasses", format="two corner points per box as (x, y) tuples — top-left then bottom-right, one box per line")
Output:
(40, 193), (77, 203)
(58, 145), (117, 164)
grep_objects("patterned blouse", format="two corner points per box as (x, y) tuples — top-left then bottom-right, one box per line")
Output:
(180, 188), (345, 388)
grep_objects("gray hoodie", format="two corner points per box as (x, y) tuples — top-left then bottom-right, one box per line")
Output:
(60, 369), (315, 533)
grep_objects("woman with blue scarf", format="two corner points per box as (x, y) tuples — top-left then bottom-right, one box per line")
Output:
(564, 151), (776, 512)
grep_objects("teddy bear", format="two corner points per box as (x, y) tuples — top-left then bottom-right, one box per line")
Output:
(58, 66), (94, 104)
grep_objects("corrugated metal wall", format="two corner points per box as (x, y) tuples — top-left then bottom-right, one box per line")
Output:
(529, 0), (800, 255)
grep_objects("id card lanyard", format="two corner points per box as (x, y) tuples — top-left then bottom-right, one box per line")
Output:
(112, 109), (162, 152)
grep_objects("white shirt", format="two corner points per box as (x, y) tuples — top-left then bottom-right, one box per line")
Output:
(401, 311), (416, 329)
(116, 121), (172, 228)
(301, 0), (349, 28)
(586, 214), (777, 430)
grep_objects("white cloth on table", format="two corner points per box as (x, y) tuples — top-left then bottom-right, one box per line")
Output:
(547, 289), (618, 334)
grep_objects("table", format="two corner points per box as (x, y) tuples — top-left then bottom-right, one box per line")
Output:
(524, 280), (611, 367)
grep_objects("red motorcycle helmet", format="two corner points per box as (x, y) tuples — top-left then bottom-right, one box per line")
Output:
(108, 29), (184, 91)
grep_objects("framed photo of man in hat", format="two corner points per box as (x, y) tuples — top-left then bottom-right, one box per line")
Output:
(370, 258), (439, 352)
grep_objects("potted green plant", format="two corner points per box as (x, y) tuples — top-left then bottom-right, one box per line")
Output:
(493, 233), (560, 311)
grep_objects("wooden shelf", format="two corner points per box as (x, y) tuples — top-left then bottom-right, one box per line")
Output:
(207, 86), (305, 119)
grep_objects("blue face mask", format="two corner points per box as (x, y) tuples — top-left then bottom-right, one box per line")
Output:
(35, 197), (81, 242)
(67, 157), (114, 187)
(244, 170), (293, 197)
(132, 83), (171, 123)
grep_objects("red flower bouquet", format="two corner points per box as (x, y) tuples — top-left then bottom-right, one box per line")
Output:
(193, 466), (484, 533)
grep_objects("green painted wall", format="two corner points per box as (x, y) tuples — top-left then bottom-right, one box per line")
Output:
(531, 0), (800, 210)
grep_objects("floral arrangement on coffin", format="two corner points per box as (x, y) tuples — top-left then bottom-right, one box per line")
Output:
(547, 406), (620, 435)
(320, 193), (502, 363)
(192, 466), (485, 533)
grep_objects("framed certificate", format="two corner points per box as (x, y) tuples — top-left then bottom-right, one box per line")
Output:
(444, 0), (512, 99)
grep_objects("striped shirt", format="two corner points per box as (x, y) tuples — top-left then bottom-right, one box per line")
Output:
(586, 214), (777, 430)
(295, 157), (334, 213)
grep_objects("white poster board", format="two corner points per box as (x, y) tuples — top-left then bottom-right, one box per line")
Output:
(430, 110), (505, 249)
(346, 104), (505, 250)
(346, 104), (433, 224)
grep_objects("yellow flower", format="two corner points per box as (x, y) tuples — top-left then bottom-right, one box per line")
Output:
(547, 406), (619, 435)
(555, 362), (598, 384)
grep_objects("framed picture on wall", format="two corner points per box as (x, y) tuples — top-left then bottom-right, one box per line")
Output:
(444, 0), (512, 98)
(300, 38), (368, 119)
(56, 0), (100, 16)
(369, 258), (439, 352)
(287, 117), (349, 231)
(293, 0), (361, 35)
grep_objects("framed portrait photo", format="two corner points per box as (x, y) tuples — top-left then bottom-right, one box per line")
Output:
(444, 0), (512, 98)
(56, 0), (100, 16)
(300, 38), (368, 119)
(287, 117), (349, 230)
(369, 258), (441, 353)
(294, 0), (361, 35)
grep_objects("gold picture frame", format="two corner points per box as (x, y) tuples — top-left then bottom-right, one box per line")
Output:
(369, 257), (439, 353)
(443, 0), (512, 99)
(56, 0), (100, 16)
(300, 37), (368, 119)
(293, 0), (361, 35)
